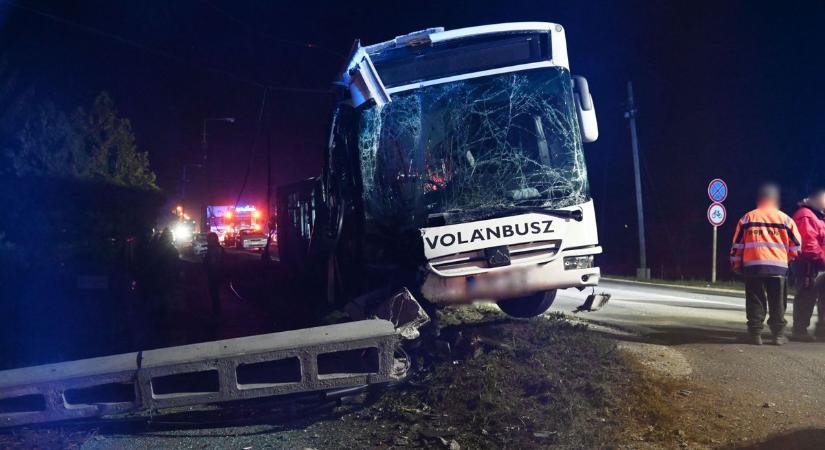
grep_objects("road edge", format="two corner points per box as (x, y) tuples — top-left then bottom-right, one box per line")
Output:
(601, 276), (796, 302)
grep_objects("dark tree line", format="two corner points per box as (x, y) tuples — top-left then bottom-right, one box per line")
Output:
(0, 62), (162, 270)
(0, 65), (157, 188)
(0, 64), (173, 367)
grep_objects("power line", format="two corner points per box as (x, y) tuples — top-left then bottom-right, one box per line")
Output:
(202, 0), (345, 61)
(9, 1), (332, 95)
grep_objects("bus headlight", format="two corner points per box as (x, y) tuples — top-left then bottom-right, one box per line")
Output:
(563, 255), (594, 270)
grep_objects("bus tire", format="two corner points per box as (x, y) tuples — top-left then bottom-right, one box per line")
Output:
(497, 290), (557, 318)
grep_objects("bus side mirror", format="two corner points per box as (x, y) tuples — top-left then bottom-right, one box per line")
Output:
(573, 76), (598, 143)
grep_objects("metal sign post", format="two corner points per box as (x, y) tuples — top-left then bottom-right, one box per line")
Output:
(707, 179), (728, 283)
(707, 200), (727, 283)
(712, 226), (718, 283)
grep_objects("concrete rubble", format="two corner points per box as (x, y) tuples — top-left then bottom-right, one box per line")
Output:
(346, 288), (432, 340)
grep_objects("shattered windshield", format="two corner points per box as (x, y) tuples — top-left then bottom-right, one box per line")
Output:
(357, 67), (588, 228)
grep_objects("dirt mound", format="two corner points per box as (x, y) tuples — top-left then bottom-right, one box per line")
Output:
(314, 311), (688, 449)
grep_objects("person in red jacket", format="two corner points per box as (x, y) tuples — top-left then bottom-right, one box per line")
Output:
(790, 183), (825, 341)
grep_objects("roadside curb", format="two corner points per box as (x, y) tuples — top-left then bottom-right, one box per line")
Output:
(602, 276), (796, 302)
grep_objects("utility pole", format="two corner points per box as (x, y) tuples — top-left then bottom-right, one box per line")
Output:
(201, 136), (210, 232)
(262, 110), (273, 261)
(624, 81), (650, 280)
(180, 163), (203, 205)
(202, 117), (236, 232)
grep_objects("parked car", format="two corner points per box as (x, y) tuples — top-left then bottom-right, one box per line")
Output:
(222, 232), (237, 247)
(237, 229), (268, 251)
(192, 232), (209, 257)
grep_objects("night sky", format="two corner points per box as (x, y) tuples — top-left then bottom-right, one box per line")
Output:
(2, 0), (824, 277)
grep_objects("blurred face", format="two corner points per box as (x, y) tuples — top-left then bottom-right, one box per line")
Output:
(757, 195), (779, 207)
(757, 184), (781, 207)
(809, 191), (825, 211)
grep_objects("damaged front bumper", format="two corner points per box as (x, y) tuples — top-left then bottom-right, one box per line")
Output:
(420, 247), (601, 304)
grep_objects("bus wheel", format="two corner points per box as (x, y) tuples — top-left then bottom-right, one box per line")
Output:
(497, 290), (557, 318)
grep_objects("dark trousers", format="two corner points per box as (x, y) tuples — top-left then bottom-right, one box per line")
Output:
(793, 274), (825, 334)
(745, 276), (787, 335)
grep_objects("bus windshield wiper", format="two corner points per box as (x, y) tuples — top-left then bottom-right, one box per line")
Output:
(479, 206), (583, 222)
(426, 206), (582, 226)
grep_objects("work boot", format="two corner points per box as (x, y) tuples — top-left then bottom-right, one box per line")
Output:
(790, 329), (815, 342)
(747, 334), (763, 346)
(814, 326), (825, 341)
(771, 334), (788, 346)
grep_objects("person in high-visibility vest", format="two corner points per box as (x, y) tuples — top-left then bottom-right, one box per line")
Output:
(790, 182), (825, 342)
(730, 183), (801, 345)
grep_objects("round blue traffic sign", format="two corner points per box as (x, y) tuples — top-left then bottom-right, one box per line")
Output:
(708, 178), (728, 203)
(707, 202), (727, 227)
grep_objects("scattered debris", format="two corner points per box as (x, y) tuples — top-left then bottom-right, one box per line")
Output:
(574, 292), (611, 313)
(346, 288), (431, 340)
(533, 431), (558, 438)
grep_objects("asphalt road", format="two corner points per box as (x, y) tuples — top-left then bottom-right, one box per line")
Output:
(178, 245), (270, 264)
(556, 279), (825, 447)
(553, 279), (794, 341)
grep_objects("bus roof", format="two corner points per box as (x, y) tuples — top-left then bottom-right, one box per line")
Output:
(364, 22), (568, 70)
(338, 22), (570, 106)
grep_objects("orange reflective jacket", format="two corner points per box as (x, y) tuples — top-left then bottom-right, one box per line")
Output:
(730, 205), (801, 277)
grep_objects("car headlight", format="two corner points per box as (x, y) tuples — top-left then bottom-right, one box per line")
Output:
(173, 223), (192, 242)
(563, 255), (594, 270)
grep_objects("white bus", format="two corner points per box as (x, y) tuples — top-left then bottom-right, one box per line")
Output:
(280, 22), (601, 318)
